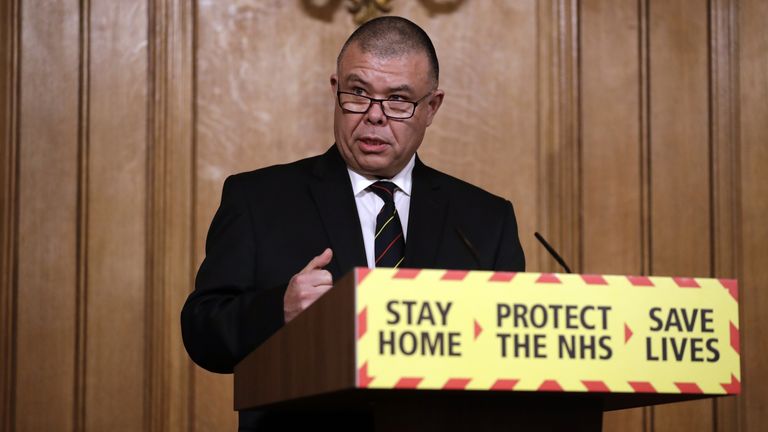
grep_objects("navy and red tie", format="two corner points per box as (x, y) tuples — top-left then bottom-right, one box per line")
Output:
(369, 181), (405, 268)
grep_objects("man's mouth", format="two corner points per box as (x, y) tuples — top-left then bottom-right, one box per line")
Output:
(357, 137), (389, 152)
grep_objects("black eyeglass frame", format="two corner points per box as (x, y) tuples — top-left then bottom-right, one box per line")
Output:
(336, 89), (434, 120)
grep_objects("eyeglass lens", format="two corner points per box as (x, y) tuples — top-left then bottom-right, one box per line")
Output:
(339, 93), (415, 119)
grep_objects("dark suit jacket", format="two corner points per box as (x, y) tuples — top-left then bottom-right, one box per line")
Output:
(181, 145), (525, 430)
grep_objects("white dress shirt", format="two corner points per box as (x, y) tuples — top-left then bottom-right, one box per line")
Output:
(347, 156), (415, 268)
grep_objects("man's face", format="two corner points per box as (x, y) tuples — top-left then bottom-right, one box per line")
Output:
(331, 43), (444, 178)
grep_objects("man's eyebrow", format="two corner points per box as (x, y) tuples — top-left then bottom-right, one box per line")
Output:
(346, 74), (369, 86)
(387, 84), (413, 94)
(344, 74), (414, 94)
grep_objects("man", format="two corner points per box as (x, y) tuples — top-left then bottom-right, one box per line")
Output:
(181, 16), (525, 430)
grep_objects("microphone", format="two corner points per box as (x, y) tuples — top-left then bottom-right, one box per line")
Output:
(455, 226), (482, 268)
(534, 232), (572, 274)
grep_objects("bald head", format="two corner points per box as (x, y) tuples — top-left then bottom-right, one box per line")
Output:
(337, 16), (439, 85)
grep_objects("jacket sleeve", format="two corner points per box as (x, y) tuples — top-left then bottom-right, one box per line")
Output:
(180, 175), (286, 374)
(493, 200), (526, 272)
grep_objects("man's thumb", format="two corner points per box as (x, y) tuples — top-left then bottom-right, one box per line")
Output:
(303, 248), (333, 272)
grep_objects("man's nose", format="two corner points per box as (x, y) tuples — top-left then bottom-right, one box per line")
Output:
(364, 101), (387, 125)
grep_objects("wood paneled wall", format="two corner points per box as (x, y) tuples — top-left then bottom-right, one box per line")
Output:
(1, 1), (766, 431)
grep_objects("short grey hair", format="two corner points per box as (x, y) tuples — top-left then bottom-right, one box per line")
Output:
(337, 16), (439, 85)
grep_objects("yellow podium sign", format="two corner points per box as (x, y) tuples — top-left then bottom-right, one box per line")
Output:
(354, 268), (740, 395)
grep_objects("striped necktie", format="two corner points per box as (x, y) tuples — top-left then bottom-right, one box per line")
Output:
(369, 181), (405, 268)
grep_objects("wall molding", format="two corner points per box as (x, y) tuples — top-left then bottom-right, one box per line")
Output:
(638, 0), (651, 279)
(638, 0), (652, 428)
(73, 0), (91, 430)
(709, 0), (740, 289)
(536, 0), (581, 273)
(0, 0), (20, 430)
(709, 0), (741, 430)
(145, 0), (195, 430)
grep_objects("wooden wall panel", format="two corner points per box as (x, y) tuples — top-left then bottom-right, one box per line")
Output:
(195, 0), (351, 204)
(581, 0), (643, 276)
(580, 0), (646, 430)
(84, 0), (148, 429)
(739, 0), (768, 429)
(15, 0), (81, 430)
(648, 0), (714, 431)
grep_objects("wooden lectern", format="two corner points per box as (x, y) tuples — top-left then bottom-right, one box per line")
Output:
(234, 269), (737, 431)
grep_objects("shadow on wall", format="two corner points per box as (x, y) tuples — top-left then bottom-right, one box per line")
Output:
(299, 0), (465, 23)
(300, 0), (344, 22)
(418, 0), (464, 16)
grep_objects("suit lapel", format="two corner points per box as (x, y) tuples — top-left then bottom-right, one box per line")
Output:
(402, 157), (448, 269)
(309, 146), (367, 277)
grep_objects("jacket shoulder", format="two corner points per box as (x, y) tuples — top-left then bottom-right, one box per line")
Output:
(422, 164), (511, 209)
(224, 153), (321, 190)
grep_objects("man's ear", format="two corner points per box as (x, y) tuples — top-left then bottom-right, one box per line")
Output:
(424, 89), (445, 127)
(330, 74), (338, 93)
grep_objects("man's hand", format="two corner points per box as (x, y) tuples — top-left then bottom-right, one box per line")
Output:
(283, 248), (334, 323)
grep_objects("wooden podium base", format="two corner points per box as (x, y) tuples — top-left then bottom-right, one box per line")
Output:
(247, 389), (604, 432)
(372, 390), (602, 432)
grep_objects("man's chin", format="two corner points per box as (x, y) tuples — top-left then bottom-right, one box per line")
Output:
(354, 157), (396, 178)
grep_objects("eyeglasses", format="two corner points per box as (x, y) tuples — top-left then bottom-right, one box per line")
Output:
(337, 90), (433, 120)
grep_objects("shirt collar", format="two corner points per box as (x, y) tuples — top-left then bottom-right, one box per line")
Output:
(347, 155), (415, 197)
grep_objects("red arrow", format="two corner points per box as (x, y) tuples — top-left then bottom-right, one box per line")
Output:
(474, 319), (483, 340)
